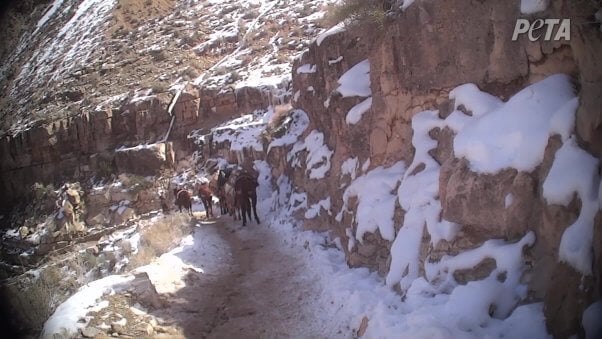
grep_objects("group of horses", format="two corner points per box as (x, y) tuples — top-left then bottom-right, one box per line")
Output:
(172, 168), (260, 227)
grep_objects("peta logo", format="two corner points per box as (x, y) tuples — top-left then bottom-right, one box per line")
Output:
(512, 19), (571, 41)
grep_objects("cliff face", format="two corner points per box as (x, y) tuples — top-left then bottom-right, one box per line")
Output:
(0, 0), (334, 210)
(263, 0), (602, 336)
(0, 84), (275, 208)
(2, 0), (601, 336)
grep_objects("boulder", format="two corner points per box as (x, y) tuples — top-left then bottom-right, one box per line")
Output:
(440, 158), (538, 240)
(128, 272), (163, 309)
(114, 143), (167, 176)
(111, 206), (135, 225)
(86, 213), (109, 226)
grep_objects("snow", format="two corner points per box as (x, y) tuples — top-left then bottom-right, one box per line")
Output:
(195, 112), (269, 153)
(346, 97), (372, 124)
(304, 131), (334, 179)
(520, 0), (549, 14)
(399, 0), (417, 10)
(361, 158), (371, 172)
(387, 110), (461, 289)
(549, 98), (579, 142)
(4, 229), (19, 238)
(505, 193), (514, 208)
(328, 56), (343, 65)
(36, 0), (66, 29)
(116, 142), (162, 152)
(305, 198), (331, 219)
(338, 162), (406, 242)
(268, 109), (310, 152)
(316, 22), (346, 46)
(583, 301), (602, 339)
(41, 275), (134, 338)
(453, 74), (578, 173)
(297, 64), (317, 74)
(264, 168), (548, 338)
(288, 130), (334, 179)
(543, 137), (600, 275)
(450, 83), (503, 117)
(346, 228), (356, 252)
(340, 157), (359, 180)
(136, 234), (206, 293)
(15, 0), (116, 96)
(213, 123), (264, 152)
(337, 59), (371, 98)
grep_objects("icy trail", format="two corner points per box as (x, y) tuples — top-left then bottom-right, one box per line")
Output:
(142, 218), (342, 338)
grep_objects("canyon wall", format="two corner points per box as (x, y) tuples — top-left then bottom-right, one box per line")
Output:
(261, 0), (601, 336)
(0, 84), (276, 209)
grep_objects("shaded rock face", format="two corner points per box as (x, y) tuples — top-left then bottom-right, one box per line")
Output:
(262, 0), (602, 337)
(281, 25), (375, 242)
(114, 143), (169, 176)
(0, 84), (275, 209)
(440, 158), (540, 241)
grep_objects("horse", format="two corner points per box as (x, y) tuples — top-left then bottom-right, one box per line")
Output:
(197, 183), (214, 218)
(210, 169), (233, 216)
(221, 169), (259, 226)
(159, 195), (170, 214)
(220, 169), (241, 221)
(234, 171), (260, 226)
(173, 188), (193, 216)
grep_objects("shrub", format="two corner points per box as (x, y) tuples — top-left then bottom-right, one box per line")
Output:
(129, 213), (191, 268)
(151, 83), (168, 94)
(262, 104), (293, 142)
(324, 0), (389, 32)
(180, 67), (199, 80)
(125, 175), (154, 194)
(32, 182), (55, 203)
(9, 266), (65, 331)
(97, 159), (114, 179)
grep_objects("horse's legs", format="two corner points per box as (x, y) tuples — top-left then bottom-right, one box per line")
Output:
(221, 199), (227, 215)
(251, 194), (260, 224)
(241, 203), (247, 226)
(245, 197), (252, 222)
(240, 196), (253, 226)
(204, 198), (213, 218)
(201, 199), (208, 218)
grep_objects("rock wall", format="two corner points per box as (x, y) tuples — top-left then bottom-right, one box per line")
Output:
(0, 84), (277, 210)
(264, 0), (602, 336)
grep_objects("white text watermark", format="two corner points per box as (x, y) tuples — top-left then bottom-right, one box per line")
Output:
(512, 19), (571, 41)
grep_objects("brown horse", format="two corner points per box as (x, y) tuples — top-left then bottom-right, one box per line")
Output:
(234, 171), (260, 226)
(173, 188), (192, 216)
(197, 183), (214, 218)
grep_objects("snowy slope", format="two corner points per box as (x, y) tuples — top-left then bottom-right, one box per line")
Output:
(0, 0), (337, 136)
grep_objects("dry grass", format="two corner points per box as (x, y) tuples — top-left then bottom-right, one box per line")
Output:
(322, 0), (388, 33)
(261, 103), (293, 143)
(269, 103), (293, 129)
(129, 213), (192, 268)
(107, 0), (177, 37)
(7, 266), (65, 332)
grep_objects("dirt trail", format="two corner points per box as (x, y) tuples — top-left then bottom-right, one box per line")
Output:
(151, 218), (333, 338)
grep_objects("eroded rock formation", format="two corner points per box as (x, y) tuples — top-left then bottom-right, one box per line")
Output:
(260, 1), (602, 336)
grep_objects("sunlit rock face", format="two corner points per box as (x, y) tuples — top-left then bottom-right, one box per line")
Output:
(264, 1), (602, 337)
